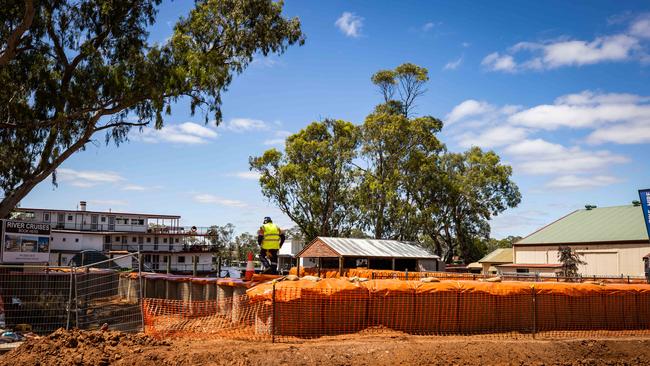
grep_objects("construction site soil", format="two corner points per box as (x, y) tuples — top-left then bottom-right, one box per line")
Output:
(2, 329), (650, 366)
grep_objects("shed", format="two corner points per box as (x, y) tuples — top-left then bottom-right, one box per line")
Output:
(297, 236), (443, 274)
(478, 248), (513, 274)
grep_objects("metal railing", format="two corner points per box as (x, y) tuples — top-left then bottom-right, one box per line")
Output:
(0, 252), (143, 335)
(106, 243), (219, 253)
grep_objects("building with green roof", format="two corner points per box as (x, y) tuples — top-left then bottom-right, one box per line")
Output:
(510, 204), (650, 277)
(466, 248), (513, 274)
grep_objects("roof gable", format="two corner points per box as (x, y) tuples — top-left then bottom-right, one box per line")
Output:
(300, 237), (438, 259)
(516, 205), (649, 245)
(478, 248), (513, 263)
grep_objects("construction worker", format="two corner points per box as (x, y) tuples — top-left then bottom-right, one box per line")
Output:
(257, 217), (285, 274)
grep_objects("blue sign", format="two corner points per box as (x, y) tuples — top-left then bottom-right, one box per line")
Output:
(640, 189), (650, 240)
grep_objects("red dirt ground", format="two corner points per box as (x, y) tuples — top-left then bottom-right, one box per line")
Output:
(2, 329), (650, 365)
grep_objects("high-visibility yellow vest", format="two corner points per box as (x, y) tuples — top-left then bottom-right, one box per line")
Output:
(261, 223), (281, 249)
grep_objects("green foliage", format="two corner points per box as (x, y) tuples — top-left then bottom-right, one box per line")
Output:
(0, 0), (303, 218)
(233, 232), (259, 262)
(250, 119), (360, 242)
(206, 223), (235, 260)
(558, 245), (586, 278)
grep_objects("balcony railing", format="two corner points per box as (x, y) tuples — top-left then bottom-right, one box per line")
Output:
(105, 243), (219, 253)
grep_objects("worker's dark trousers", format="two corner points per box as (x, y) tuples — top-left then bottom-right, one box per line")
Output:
(260, 249), (279, 274)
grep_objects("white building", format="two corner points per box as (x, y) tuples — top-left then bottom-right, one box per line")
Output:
(8, 201), (215, 273)
(506, 204), (650, 277)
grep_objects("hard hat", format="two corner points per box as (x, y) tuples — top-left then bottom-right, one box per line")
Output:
(263, 216), (272, 224)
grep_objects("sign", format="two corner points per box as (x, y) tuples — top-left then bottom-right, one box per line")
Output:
(1, 220), (51, 263)
(640, 189), (650, 241)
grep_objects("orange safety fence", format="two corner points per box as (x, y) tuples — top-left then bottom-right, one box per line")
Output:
(142, 278), (650, 341)
(288, 267), (650, 284)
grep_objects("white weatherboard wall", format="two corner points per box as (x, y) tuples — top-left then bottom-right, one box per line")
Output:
(515, 243), (650, 277)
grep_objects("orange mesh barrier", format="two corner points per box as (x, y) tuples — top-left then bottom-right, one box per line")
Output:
(289, 267), (650, 284)
(142, 279), (650, 341)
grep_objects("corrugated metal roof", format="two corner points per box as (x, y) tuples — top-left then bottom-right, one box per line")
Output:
(317, 237), (439, 259)
(517, 205), (649, 245)
(478, 248), (513, 264)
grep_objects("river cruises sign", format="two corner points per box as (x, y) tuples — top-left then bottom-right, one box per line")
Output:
(640, 189), (650, 241)
(1, 220), (51, 263)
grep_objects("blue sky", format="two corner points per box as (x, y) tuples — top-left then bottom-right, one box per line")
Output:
(21, 0), (650, 238)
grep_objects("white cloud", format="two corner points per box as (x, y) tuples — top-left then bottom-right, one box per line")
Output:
(193, 194), (247, 208)
(263, 130), (292, 146)
(457, 126), (529, 149)
(57, 169), (125, 188)
(121, 184), (162, 191)
(508, 91), (650, 130)
(226, 171), (261, 180)
(443, 57), (463, 71)
(504, 139), (566, 156)
(516, 147), (628, 175)
(421, 21), (441, 32)
(587, 121), (650, 144)
(335, 12), (363, 38)
(461, 42), (471, 48)
(122, 184), (148, 191)
(223, 118), (269, 133)
(136, 122), (218, 144)
(483, 15), (650, 72)
(630, 14), (650, 39)
(546, 175), (623, 189)
(481, 52), (517, 72)
(445, 99), (495, 124)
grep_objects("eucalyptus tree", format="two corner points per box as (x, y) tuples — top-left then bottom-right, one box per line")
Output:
(0, 0), (303, 217)
(250, 119), (360, 241)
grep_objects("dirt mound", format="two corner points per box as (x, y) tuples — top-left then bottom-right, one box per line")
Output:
(3, 329), (650, 365)
(1, 328), (169, 366)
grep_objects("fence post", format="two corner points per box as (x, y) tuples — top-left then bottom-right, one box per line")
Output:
(531, 285), (537, 338)
(74, 267), (79, 329)
(193, 256), (198, 277)
(66, 269), (74, 330)
(138, 252), (145, 332)
(405, 269), (408, 281)
(272, 280), (276, 343)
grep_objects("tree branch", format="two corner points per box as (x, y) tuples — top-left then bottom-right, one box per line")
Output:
(0, 0), (35, 66)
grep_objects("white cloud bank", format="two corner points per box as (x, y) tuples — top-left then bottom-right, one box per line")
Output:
(443, 57), (463, 71)
(135, 122), (218, 144)
(335, 12), (363, 38)
(226, 171), (261, 180)
(193, 194), (247, 208)
(444, 90), (648, 190)
(482, 14), (650, 72)
(57, 169), (125, 188)
(223, 118), (269, 133)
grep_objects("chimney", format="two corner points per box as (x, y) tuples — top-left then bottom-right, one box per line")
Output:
(80, 201), (87, 211)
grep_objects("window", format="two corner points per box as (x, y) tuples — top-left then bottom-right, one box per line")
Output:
(131, 219), (144, 225)
(163, 238), (167, 243)
(116, 217), (129, 225)
(67, 215), (73, 221)
(178, 256), (185, 263)
(146, 237), (151, 243)
(101, 217), (106, 223)
(132, 237), (137, 243)
(163, 256), (168, 263)
(115, 236), (121, 242)
(75, 238), (79, 242)
(43, 213), (50, 222)
(175, 238), (179, 243)
(516, 268), (530, 274)
(104, 236), (111, 244)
